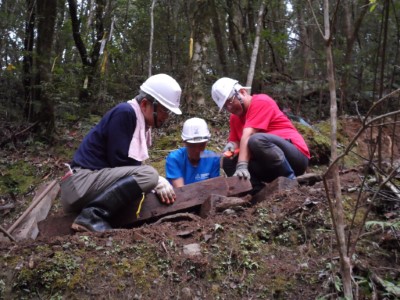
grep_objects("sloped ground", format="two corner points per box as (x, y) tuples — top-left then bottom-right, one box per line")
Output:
(0, 116), (399, 299)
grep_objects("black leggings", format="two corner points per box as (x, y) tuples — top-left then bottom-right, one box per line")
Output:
(223, 133), (309, 183)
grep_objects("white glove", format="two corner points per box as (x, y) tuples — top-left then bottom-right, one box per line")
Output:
(223, 141), (236, 153)
(155, 176), (176, 204)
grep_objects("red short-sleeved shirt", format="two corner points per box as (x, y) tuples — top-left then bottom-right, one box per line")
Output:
(229, 94), (310, 158)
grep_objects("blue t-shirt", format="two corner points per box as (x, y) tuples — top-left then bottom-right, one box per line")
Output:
(165, 148), (220, 185)
(72, 103), (141, 170)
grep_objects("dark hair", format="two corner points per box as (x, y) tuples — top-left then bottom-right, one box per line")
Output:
(136, 91), (155, 103)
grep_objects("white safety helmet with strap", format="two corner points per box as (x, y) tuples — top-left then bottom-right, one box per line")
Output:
(181, 117), (211, 143)
(211, 77), (250, 112)
(140, 74), (182, 115)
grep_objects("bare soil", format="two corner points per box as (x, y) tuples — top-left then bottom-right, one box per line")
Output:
(0, 116), (399, 299)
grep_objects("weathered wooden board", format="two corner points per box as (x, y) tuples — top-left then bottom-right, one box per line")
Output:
(110, 176), (252, 227)
(200, 194), (250, 218)
(1, 181), (60, 241)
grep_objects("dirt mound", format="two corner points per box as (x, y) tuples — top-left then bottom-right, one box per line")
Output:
(1, 116), (399, 299)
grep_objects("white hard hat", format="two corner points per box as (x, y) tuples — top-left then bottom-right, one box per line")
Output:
(181, 118), (211, 143)
(140, 74), (182, 115)
(211, 77), (250, 112)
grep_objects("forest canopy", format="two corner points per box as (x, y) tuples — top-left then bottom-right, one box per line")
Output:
(0, 0), (399, 133)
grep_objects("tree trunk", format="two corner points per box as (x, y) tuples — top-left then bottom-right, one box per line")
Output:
(246, 1), (265, 87)
(23, 0), (35, 121)
(184, 0), (211, 110)
(34, 0), (57, 136)
(339, 0), (369, 114)
(67, 0), (106, 105)
(209, 0), (228, 75)
(148, 0), (156, 76)
(226, 0), (243, 75)
(295, 0), (312, 78)
(322, 0), (353, 298)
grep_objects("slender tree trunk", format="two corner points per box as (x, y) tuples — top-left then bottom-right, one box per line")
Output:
(339, 0), (369, 114)
(23, 0), (35, 121)
(246, 1), (265, 87)
(148, 0), (156, 77)
(322, 0), (353, 298)
(379, 0), (389, 99)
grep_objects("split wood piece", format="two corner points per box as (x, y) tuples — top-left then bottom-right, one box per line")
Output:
(200, 194), (251, 218)
(296, 173), (322, 185)
(251, 176), (299, 205)
(111, 176), (252, 227)
(153, 212), (201, 225)
(7, 180), (60, 241)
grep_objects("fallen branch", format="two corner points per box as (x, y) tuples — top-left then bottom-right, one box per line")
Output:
(0, 203), (15, 211)
(0, 121), (39, 148)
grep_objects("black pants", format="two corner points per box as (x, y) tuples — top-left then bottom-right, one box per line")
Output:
(223, 133), (309, 183)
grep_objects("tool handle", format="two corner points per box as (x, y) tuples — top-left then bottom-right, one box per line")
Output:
(223, 148), (240, 158)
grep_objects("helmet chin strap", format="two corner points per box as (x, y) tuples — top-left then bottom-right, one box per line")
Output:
(235, 90), (245, 111)
(152, 101), (159, 128)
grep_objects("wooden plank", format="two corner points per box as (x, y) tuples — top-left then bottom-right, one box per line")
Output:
(200, 194), (250, 218)
(251, 176), (298, 205)
(7, 180), (59, 234)
(111, 176), (252, 227)
(9, 181), (60, 241)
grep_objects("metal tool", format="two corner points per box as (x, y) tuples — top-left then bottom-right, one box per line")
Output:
(200, 148), (239, 158)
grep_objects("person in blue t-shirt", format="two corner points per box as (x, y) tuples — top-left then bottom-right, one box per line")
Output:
(166, 118), (220, 188)
(60, 74), (182, 233)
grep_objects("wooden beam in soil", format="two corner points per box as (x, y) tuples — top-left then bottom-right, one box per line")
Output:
(37, 176), (252, 237)
(111, 176), (252, 227)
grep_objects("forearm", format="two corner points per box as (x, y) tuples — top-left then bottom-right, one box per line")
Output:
(238, 128), (256, 162)
(171, 178), (184, 188)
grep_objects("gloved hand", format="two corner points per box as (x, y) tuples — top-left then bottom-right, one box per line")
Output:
(155, 176), (176, 204)
(233, 161), (251, 180)
(223, 141), (236, 153)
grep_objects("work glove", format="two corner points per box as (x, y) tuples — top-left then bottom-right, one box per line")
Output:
(223, 141), (236, 153)
(233, 161), (251, 180)
(155, 176), (176, 204)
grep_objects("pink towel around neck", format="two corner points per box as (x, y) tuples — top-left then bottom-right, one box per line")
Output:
(127, 99), (152, 161)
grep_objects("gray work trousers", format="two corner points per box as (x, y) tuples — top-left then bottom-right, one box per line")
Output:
(60, 165), (159, 213)
(223, 133), (309, 183)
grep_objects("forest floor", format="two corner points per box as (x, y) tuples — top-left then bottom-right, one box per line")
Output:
(0, 115), (399, 299)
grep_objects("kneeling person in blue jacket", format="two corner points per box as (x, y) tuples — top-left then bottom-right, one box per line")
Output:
(166, 118), (220, 188)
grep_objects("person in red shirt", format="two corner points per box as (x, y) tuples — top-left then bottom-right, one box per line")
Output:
(211, 77), (310, 193)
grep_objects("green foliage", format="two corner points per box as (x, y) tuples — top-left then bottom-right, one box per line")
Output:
(296, 122), (331, 165)
(369, 0), (378, 12)
(14, 251), (79, 294)
(365, 220), (400, 231)
(0, 160), (37, 196)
